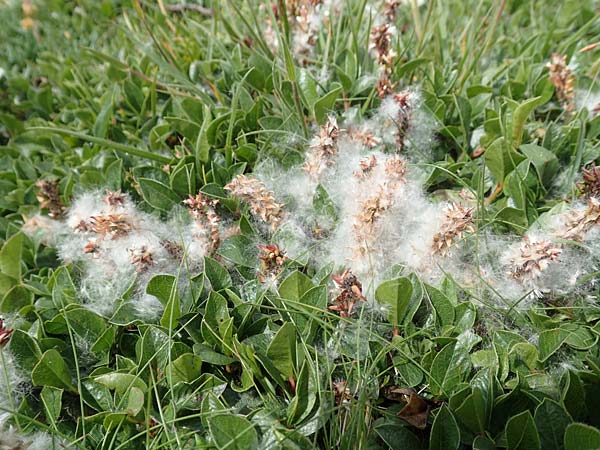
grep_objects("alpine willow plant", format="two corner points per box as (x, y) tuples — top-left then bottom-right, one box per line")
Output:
(0, 0), (600, 449)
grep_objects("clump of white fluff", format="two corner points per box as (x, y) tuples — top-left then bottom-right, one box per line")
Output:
(0, 348), (28, 429)
(251, 92), (451, 289)
(250, 87), (600, 310)
(365, 89), (437, 160)
(576, 89), (600, 117)
(0, 426), (68, 450)
(24, 190), (209, 319)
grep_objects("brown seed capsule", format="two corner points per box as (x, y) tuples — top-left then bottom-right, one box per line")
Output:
(88, 214), (134, 239)
(508, 236), (562, 283)
(303, 117), (342, 179)
(35, 179), (65, 219)
(225, 175), (284, 230)
(329, 269), (366, 318)
(129, 245), (155, 273)
(431, 203), (475, 256)
(578, 164), (600, 199)
(546, 53), (575, 114)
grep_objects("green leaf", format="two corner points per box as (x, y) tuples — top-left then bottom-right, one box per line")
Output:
(168, 353), (203, 384)
(32, 349), (76, 392)
(562, 370), (587, 421)
(430, 343), (466, 397)
(40, 386), (63, 424)
(0, 274), (17, 298)
(104, 158), (123, 191)
(204, 256), (232, 291)
(505, 410), (540, 450)
(426, 285), (455, 327)
(146, 274), (177, 306)
(81, 379), (114, 412)
(376, 277), (413, 331)
(484, 137), (526, 183)
(91, 326), (116, 357)
(453, 387), (489, 433)
(94, 373), (148, 395)
(1, 285), (33, 313)
(511, 96), (542, 147)
(538, 328), (570, 362)
(431, 331), (477, 397)
(374, 419), (423, 450)
(520, 144), (559, 187)
(207, 415), (258, 450)
(278, 270), (313, 302)
(564, 423), (600, 450)
(64, 306), (106, 342)
(200, 183), (229, 200)
(430, 405), (460, 450)
(125, 386), (144, 416)
(93, 87), (114, 138)
(170, 162), (196, 197)
(9, 329), (41, 372)
(473, 436), (496, 450)
(193, 343), (236, 365)
(313, 85), (342, 122)
(0, 232), (24, 281)
(202, 291), (231, 347)
(266, 322), (296, 380)
(292, 286), (327, 341)
(160, 277), (181, 330)
(138, 177), (180, 212)
(510, 342), (539, 371)
(534, 398), (571, 450)
(217, 235), (259, 268)
(287, 361), (310, 425)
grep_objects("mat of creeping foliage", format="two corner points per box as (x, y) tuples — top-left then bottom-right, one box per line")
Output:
(1, 0), (600, 449)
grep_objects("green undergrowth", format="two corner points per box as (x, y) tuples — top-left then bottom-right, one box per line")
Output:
(0, 0), (600, 449)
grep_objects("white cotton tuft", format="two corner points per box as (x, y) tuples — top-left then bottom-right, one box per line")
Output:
(0, 427), (68, 450)
(576, 89), (600, 116)
(27, 190), (211, 319)
(0, 349), (28, 429)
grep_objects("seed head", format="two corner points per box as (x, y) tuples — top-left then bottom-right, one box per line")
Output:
(87, 214), (135, 239)
(384, 156), (407, 188)
(224, 175), (284, 230)
(383, 1), (400, 21)
(370, 24), (395, 69)
(557, 197), (600, 242)
(161, 239), (184, 258)
(578, 164), (600, 199)
(348, 128), (381, 148)
(258, 244), (287, 282)
(354, 188), (392, 236)
(392, 91), (412, 150)
(183, 193), (219, 219)
(431, 203), (475, 256)
(303, 116), (342, 179)
(35, 179), (65, 219)
(104, 189), (126, 207)
(333, 379), (353, 405)
(184, 193), (221, 253)
(377, 74), (397, 99)
(353, 156), (406, 256)
(129, 246), (155, 273)
(546, 53), (575, 114)
(508, 236), (562, 283)
(329, 269), (366, 318)
(354, 155), (378, 179)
